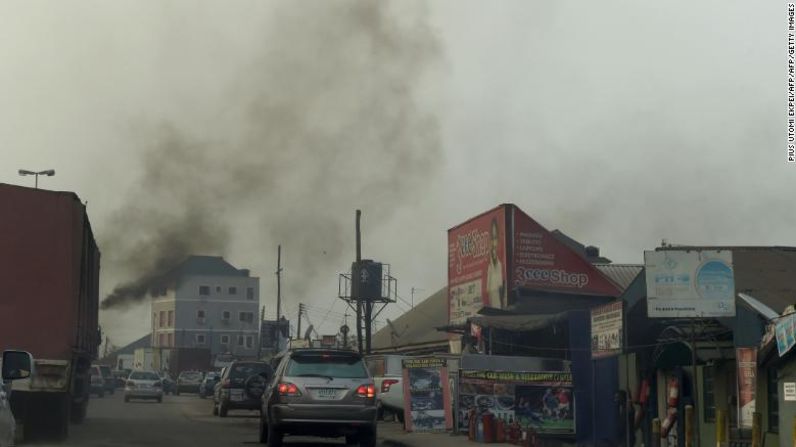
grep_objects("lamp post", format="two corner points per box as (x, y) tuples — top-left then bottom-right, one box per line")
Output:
(18, 169), (55, 189)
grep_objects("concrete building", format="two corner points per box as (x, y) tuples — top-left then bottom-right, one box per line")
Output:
(149, 256), (260, 361)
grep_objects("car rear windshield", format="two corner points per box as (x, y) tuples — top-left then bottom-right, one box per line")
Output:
(130, 371), (160, 381)
(286, 354), (368, 379)
(179, 371), (202, 380)
(229, 363), (272, 380)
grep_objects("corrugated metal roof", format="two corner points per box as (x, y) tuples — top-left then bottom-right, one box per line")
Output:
(594, 264), (643, 292)
(372, 287), (449, 352)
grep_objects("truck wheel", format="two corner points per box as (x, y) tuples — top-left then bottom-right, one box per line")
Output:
(70, 401), (87, 424)
(219, 402), (228, 417)
(49, 395), (70, 441)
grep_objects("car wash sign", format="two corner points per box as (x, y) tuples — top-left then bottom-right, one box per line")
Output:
(645, 250), (736, 318)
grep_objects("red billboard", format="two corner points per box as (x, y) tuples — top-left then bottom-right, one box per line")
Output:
(448, 206), (508, 326)
(509, 206), (621, 299)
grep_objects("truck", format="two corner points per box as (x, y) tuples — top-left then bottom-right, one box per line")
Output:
(0, 183), (101, 440)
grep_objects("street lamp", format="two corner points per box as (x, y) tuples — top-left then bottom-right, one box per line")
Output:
(18, 169), (55, 189)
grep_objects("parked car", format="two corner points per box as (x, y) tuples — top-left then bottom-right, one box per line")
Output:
(124, 370), (163, 403)
(213, 361), (272, 417)
(160, 372), (176, 395)
(94, 364), (115, 395)
(0, 351), (34, 447)
(259, 348), (378, 447)
(176, 370), (204, 395)
(199, 371), (220, 398)
(89, 365), (105, 398)
(112, 369), (130, 388)
(365, 354), (405, 422)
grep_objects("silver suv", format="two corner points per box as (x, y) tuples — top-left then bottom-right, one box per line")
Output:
(259, 349), (377, 447)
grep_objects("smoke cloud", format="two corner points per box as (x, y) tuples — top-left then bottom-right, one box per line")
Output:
(100, 2), (442, 309)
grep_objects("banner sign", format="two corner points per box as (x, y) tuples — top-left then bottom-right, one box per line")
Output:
(644, 250), (736, 318)
(591, 301), (623, 358)
(458, 369), (574, 434)
(448, 207), (508, 325)
(402, 358), (453, 432)
(736, 348), (757, 429)
(775, 313), (796, 357)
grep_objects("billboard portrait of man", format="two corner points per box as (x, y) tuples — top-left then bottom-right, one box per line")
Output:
(486, 217), (506, 309)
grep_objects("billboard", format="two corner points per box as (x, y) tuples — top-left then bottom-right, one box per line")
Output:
(457, 370), (574, 435)
(401, 358), (453, 432)
(644, 250), (736, 318)
(509, 207), (621, 301)
(736, 348), (757, 429)
(775, 313), (796, 357)
(448, 206), (508, 326)
(591, 301), (623, 359)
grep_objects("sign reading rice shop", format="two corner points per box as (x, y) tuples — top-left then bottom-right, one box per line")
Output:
(644, 250), (735, 318)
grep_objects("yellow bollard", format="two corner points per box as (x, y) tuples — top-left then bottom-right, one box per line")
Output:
(652, 418), (661, 447)
(716, 409), (726, 447)
(684, 405), (693, 447)
(751, 412), (761, 447)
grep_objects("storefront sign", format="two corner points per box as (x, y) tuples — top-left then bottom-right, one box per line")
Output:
(457, 369), (574, 434)
(736, 348), (757, 429)
(509, 207), (621, 300)
(783, 382), (796, 401)
(402, 358), (453, 432)
(448, 207), (508, 325)
(775, 313), (796, 357)
(644, 250), (736, 318)
(591, 301), (623, 358)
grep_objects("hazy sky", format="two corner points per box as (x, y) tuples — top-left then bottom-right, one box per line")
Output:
(1, 1), (788, 347)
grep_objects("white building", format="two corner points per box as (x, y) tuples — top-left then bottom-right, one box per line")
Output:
(150, 256), (260, 361)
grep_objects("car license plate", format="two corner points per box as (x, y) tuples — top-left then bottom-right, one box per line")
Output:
(313, 388), (339, 400)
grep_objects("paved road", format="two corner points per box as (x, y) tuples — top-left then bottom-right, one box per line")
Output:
(23, 391), (386, 447)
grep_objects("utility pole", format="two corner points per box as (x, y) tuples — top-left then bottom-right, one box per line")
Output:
(297, 303), (304, 340)
(355, 210), (363, 354)
(276, 245), (283, 320)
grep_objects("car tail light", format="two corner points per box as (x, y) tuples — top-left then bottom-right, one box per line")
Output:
(356, 384), (376, 398)
(153, 381), (162, 388)
(381, 379), (399, 393)
(221, 378), (231, 389)
(277, 382), (301, 396)
(126, 381), (135, 388)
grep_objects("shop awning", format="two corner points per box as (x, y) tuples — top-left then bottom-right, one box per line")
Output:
(467, 312), (569, 332)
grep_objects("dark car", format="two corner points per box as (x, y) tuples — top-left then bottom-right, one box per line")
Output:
(176, 370), (204, 395)
(89, 365), (105, 397)
(259, 349), (377, 447)
(213, 361), (273, 417)
(160, 372), (177, 395)
(199, 371), (220, 398)
(95, 364), (116, 395)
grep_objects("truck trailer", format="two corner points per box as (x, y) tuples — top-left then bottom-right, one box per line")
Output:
(0, 183), (100, 440)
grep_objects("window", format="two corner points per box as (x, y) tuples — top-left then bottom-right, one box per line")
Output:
(158, 333), (165, 346)
(220, 335), (230, 344)
(703, 365), (716, 423)
(222, 311), (231, 322)
(159, 311), (165, 328)
(238, 335), (245, 346)
(245, 335), (254, 349)
(216, 286), (221, 293)
(239, 312), (254, 324)
(229, 286), (237, 295)
(167, 333), (174, 347)
(199, 285), (210, 296)
(768, 368), (779, 433)
(286, 353), (368, 379)
(197, 309), (206, 324)
(247, 288), (254, 300)
(196, 334), (206, 345)
(167, 310), (174, 327)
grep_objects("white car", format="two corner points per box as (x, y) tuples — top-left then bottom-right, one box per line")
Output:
(124, 370), (164, 403)
(365, 355), (405, 422)
(0, 351), (34, 447)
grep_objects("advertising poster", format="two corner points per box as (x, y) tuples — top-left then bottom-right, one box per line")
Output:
(448, 206), (508, 326)
(591, 301), (623, 358)
(402, 358), (453, 432)
(509, 207), (621, 303)
(736, 348), (757, 429)
(775, 313), (796, 356)
(644, 250), (736, 318)
(457, 370), (574, 434)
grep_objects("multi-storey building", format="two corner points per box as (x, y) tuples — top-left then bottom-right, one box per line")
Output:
(150, 256), (260, 360)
